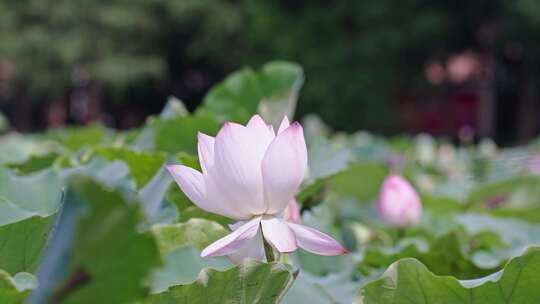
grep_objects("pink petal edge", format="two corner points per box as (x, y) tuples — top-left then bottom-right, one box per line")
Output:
(287, 222), (347, 256)
(197, 132), (215, 173)
(262, 122), (308, 214)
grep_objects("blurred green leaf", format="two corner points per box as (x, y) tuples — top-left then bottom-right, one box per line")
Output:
(0, 168), (62, 225)
(45, 124), (109, 151)
(91, 147), (166, 189)
(466, 177), (540, 223)
(160, 96), (189, 119)
(151, 218), (229, 254)
(361, 229), (503, 279)
(6, 153), (60, 174)
(0, 135), (59, 165)
(329, 162), (388, 202)
(142, 112), (220, 155)
(52, 178), (160, 304)
(0, 216), (55, 275)
(200, 61), (303, 126)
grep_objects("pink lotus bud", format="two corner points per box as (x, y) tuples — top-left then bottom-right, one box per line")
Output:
(377, 175), (422, 227)
(529, 154), (540, 175)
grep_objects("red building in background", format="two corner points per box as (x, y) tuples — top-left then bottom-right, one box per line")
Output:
(398, 50), (504, 142)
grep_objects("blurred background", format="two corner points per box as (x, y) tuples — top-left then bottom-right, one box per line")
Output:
(1, 0), (540, 145)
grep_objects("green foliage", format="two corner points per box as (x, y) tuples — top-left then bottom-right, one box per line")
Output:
(2, 1), (540, 133)
(329, 162), (389, 202)
(357, 246), (540, 303)
(149, 246), (232, 293)
(0, 113), (8, 133)
(145, 261), (297, 304)
(0, 135), (59, 165)
(200, 61), (303, 126)
(138, 112), (220, 155)
(0, 0), (171, 96)
(361, 229), (503, 279)
(0, 216), (55, 275)
(44, 124), (110, 151)
(151, 219), (229, 253)
(2, 63), (540, 303)
(0, 168), (62, 222)
(57, 178), (161, 304)
(90, 147), (166, 189)
(6, 153), (60, 175)
(466, 177), (540, 223)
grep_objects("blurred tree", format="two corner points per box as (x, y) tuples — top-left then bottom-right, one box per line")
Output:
(500, 0), (540, 143)
(1, 0), (540, 137)
(0, 0), (171, 93)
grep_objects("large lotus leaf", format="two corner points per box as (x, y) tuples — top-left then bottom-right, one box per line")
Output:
(200, 61), (303, 126)
(0, 169), (61, 275)
(356, 246), (540, 304)
(44, 124), (110, 151)
(149, 247), (231, 293)
(284, 270), (358, 304)
(32, 178), (161, 304)
(0, 168), (62, 225)
(145, 260), (297, 304)
(361, 229), (504, 279)
(90, 147), (166, 189)
(138, 112), (220, 155)
(148, 218), (232, 292)
(0, 216), (55, 275)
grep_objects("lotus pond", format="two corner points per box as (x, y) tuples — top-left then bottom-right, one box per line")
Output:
(1, 62), (540, 303)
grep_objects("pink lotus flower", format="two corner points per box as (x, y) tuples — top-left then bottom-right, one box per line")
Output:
(377, 175), (422, 227)
(167, 115), (346, 263)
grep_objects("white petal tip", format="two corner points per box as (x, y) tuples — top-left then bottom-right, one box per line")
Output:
(248, 114), (264, 122)
(197, 131), (210, 139)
